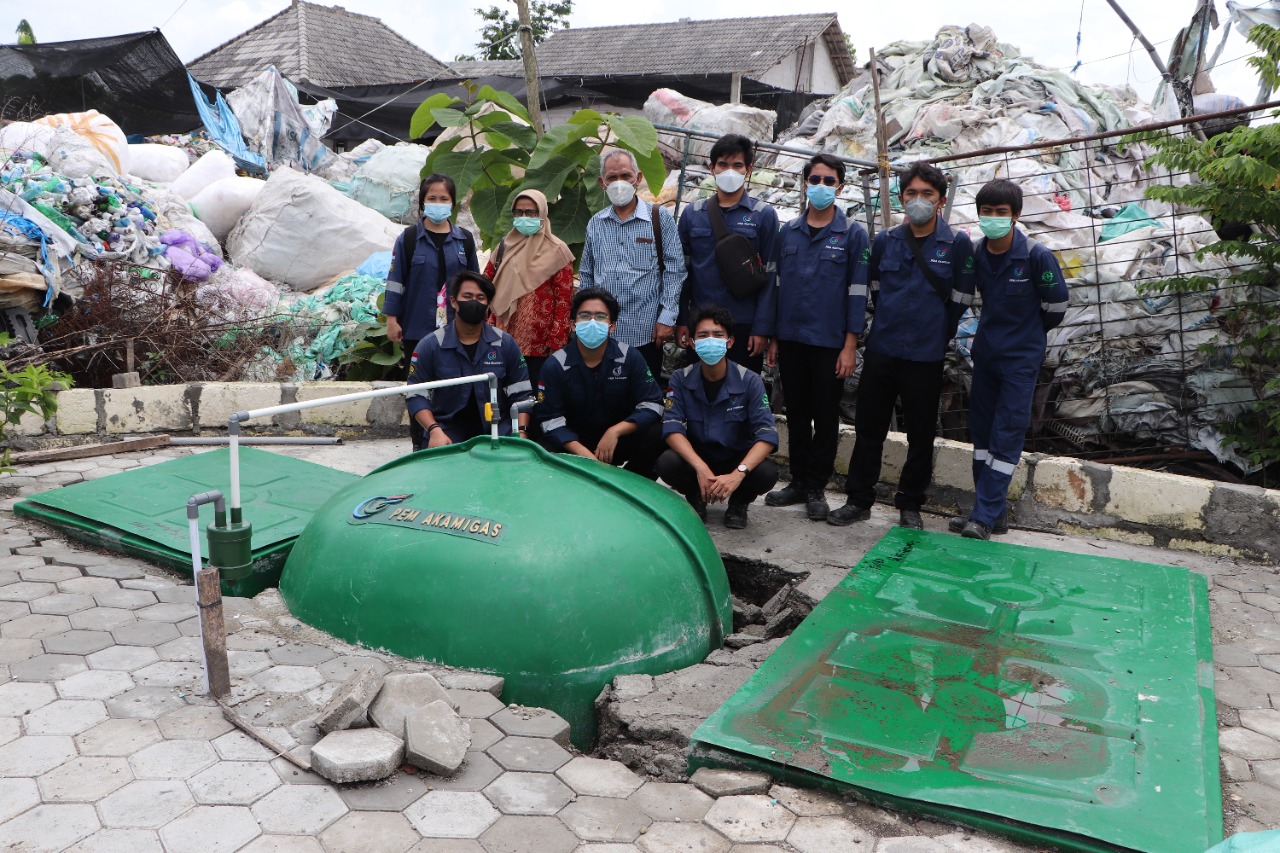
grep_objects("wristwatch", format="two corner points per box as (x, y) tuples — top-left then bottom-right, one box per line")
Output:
(736, 464), (750, 474)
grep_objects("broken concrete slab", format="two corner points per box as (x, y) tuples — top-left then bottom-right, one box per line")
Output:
(690, 767), (771, 797)
(310, 728), (405, 783)
(405, 699), (471, 776)
(368, 672), (455, 738)
(433, 670), (504, 697)
(314, 665), (383, 734)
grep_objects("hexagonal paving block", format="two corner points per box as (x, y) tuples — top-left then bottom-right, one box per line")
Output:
(311, 728), (404, 784)
(483, 771), (575, 815)
(3, 613), (72, 639)
(252, 785), (349, 834)
(58, 576), (121, 595)
(0, 637), (41, 666)
(111, 621), (180, 647)
(30, 593), (96, 616)
(228, 651), (272, 677)
(0, 777), (40, 823)
(559, 796), (653, 842)
(75, 718), (163, 756)
(71, 607), (136, 631)
(10, 652), (87, 682)
(134, 661), (204, 688)
(57, 669), (135, 700)
(268, 643), (335, 666)
(556, 756), (644, 798)
(37, 755), (133, 801)
(785, 815), (875, 852)
(404, 790), (499, 838)
(159, 805), (261, 853)
(23, 698), (108, 735)
(86, 645), (159, 671)
(875, 837), (949, 853)
(189, 761), (282, 805)
(486, 736), (572, 772)
(136, 602), (196, 623)
(155, 637), (203, 662)
(43, 629), (115, 655)
(105, 686), (186, 720)
(338, 770), (431, 812)
(468, 719), (503, 752)
(130, 738), (219, 779)
(99, 779), (196, 829)
(638, 822), (731, 853)
(157, 704), (234, 740)
(213, 730), (276, 762)
(0, 803), (100, 850)
(703, 795), (795, 843)
(20, 565), (81, 583)
(480, 815), (577, 853)
(0, 734), (76, 776)
(318, 655), (391, 682)
(94, 589), (158, 610)
(0, 718), (18, 747)
(64, 828), (164, 853)
(448, 689), (505, 720)
(489, 706), (571, 744)
(0, 602), (31, 624)
(630, 781), (716, 822)
(0, 581), (56, 602)
(768, 784), (844, 817)
(253, 665), (325, 693)
(0, 680), (56, 714)
(240, 836), (324, 852)
(84, 564), (145, 581)
(319, 811), (420, 853)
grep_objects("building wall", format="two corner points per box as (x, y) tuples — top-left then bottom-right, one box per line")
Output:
(755, 37), (842, 96)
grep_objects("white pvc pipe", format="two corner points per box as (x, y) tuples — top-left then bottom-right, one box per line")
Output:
(229, 431), (241, 514)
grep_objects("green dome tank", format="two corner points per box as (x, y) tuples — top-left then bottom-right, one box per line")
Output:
(279, 436), (732, 748)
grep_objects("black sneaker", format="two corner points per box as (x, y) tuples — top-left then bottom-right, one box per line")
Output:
(687, 495), (708, 521)
(961, 519), (992, 541)
(805, 490), (829, 521)
(899, 509), (923, 529)
(948, 515), (967, 534)
(951, 513), (1008, 534)
(765, 482), (806, 507)
(724, 502), (749, 529)
(827, 501), (871, 526)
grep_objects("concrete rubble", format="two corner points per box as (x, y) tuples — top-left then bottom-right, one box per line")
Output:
(311, 727), (405, 783)
(368, 671), (456, 737)
(405, 698), (472, 776)
(313, 664), (383, 733)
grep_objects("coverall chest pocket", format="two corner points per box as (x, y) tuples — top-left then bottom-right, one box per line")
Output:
(690, 225), (715, 253)
(1006, 279), (1033, 297)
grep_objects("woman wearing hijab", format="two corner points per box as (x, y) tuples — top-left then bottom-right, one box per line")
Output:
(484, 189), (575, 385)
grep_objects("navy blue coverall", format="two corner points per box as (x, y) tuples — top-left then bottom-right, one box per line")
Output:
(677, 194), (779, 372)
(756, 210), (870, 493)
(969, 229), (1069, 526)
(384, 222), (479, 342)
(845, 219), (976, 511)
(406, 323), (532, 444)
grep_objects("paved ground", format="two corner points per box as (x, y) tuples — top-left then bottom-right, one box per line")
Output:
(0, 439), (1275, 851)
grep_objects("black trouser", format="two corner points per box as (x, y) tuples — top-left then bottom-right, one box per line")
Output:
(540, 421), (664, 479)
(680, 323), (764, 375)
(524, 355), (547, 389)
(636, 342), (664, 384)
(844, 351), (944, 511)
(776, 340), (843, 492)
(403, 337), (423, 448)
(657, 450), (779, 506)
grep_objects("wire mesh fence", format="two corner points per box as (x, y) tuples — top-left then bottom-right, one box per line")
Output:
(657, 113), (1277, 485)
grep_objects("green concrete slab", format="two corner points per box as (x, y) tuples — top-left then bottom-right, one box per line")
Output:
(14, 448), (359, 597)
(690, 528), (1221, 853)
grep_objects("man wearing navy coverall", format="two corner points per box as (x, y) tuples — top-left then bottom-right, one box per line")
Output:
(675, 133), (779, 373)
(950, 178), (1068, 539)
(406, 270), (532, 449)
(830, 163), (976, 529)
(756, 153), (870, 522)
(537, 287), (666, 477)
(659, 306), (780, 529)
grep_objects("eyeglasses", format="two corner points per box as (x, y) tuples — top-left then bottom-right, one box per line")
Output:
(575, 311), (610, 322)
(806, 175), (838, 187)
(512, 209), (539, 218)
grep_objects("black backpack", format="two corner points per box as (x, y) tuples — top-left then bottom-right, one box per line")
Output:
(704, 199), (768, 300)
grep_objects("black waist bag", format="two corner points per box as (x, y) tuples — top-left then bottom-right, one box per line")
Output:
(706, 200), (767, 300)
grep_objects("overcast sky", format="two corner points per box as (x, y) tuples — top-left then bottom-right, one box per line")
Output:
(13, 0), (1271, 107)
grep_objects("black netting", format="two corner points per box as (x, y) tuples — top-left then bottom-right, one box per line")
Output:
(0, 30), (209, 136)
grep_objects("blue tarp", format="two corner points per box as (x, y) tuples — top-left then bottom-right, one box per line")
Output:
(187, 73), (268, 175)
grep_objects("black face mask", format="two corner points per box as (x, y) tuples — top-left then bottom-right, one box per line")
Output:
(456, 299), (489, 325)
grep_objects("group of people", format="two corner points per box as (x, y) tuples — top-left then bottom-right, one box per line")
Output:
(382, 133), (1068, 537)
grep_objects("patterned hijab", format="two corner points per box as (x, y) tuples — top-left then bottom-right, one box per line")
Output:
(490, 189), (575, 323)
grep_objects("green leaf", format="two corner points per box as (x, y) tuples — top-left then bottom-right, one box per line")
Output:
(430, 149), (487, 200)
(567, 108), (605, 128)
(484, 121), (538, 151)
(471, 184), (515, 247)
(430, 107), (470, 128)
(548, 180), (594, 245)
(410, 93), (461, 139)
(476, 86), (531, 123)
(529, 122), (598, 170)
(423, 136), (463, 177)
(522, 154), (581, 203)
(604, 114), (658, 154)
(633, 146), (667, 195)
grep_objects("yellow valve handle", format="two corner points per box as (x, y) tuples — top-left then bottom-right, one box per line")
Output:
(484, 402), (493, 423)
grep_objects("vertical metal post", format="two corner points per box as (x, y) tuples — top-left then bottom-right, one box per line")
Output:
(860, 172), (877, 239)
(674, 133), (692, 219)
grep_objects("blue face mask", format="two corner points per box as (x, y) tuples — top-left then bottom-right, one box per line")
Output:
(694, 337), (728, 365)
(806, 184), (837, 210)
(575, 319), (609, 349)
(422, 203), (452, 223)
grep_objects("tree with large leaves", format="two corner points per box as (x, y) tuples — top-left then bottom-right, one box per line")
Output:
(15, 20), (36, 45)
(456, 0), (572, 62)
(410, 83), (666, 262)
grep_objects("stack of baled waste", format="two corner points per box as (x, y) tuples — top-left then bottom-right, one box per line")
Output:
(738, 24), (1260, 471)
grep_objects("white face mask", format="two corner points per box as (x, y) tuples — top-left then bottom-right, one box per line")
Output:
(606, 180), (636, 207)
(714, 169), (746, 193)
